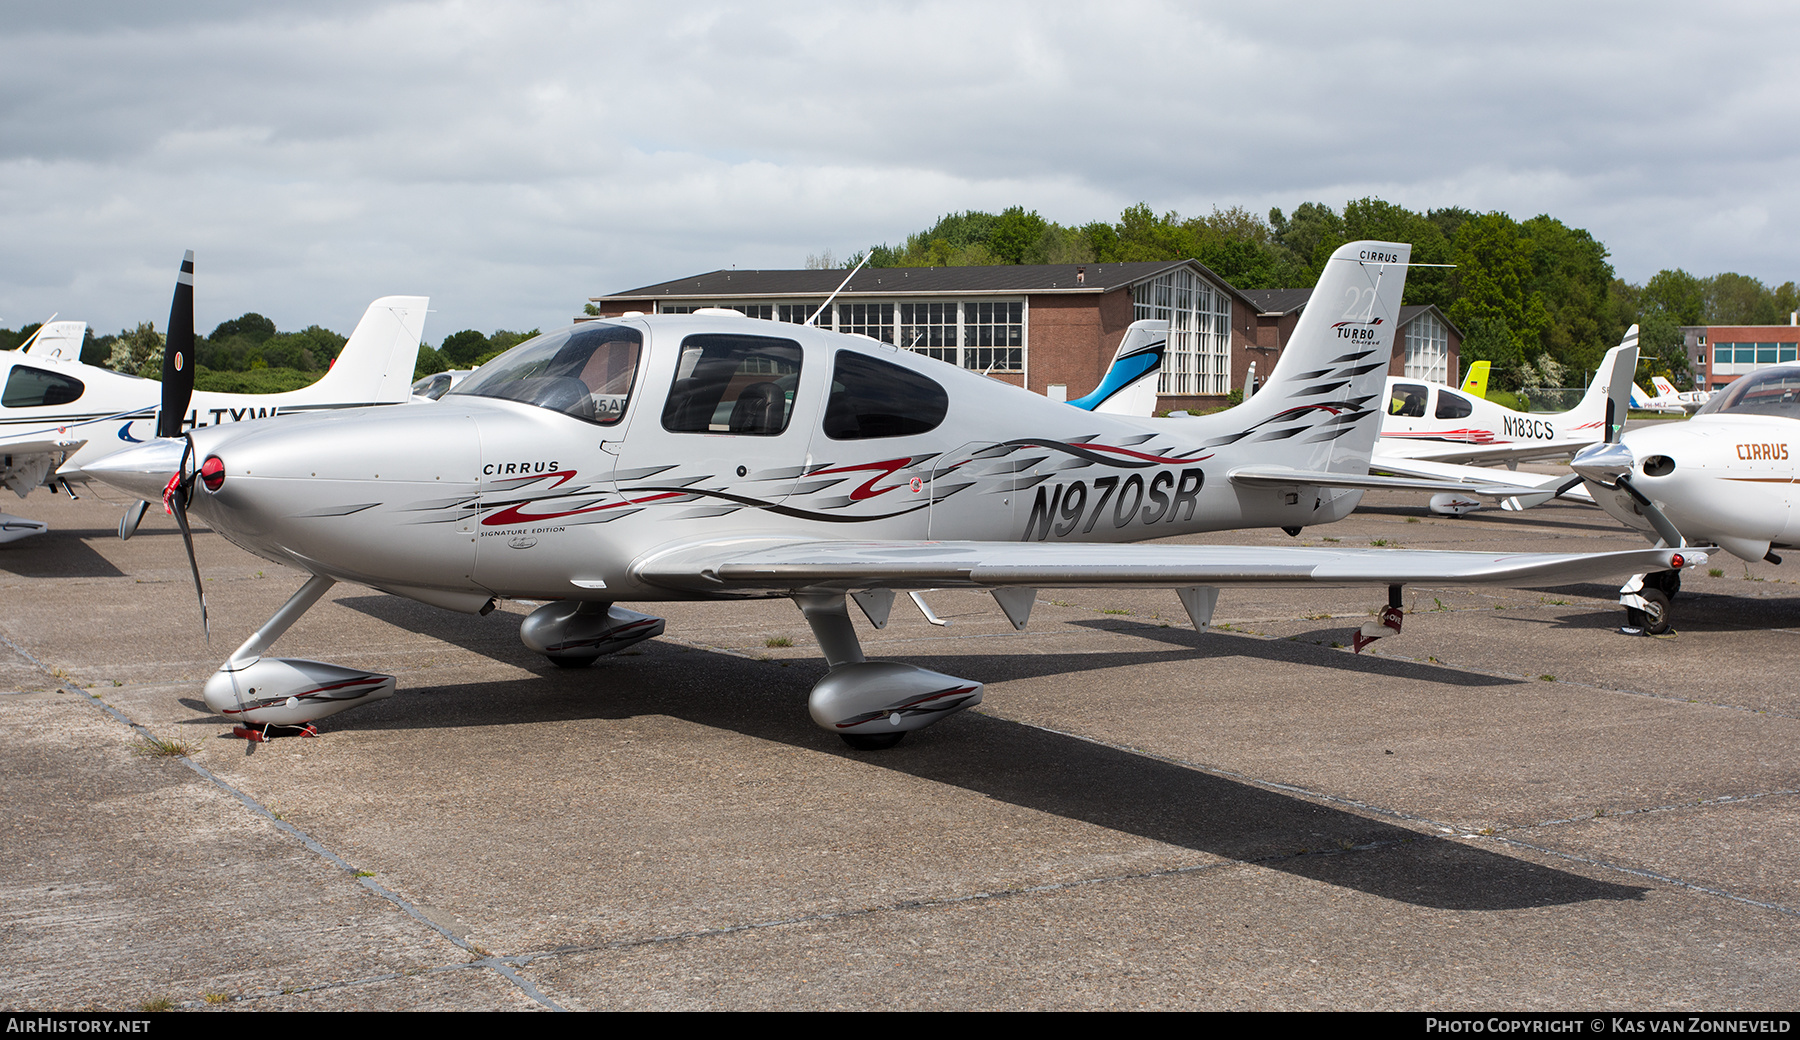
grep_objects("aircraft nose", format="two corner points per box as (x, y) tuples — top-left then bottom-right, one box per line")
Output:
(79, 438), (189, 502)
(1571, 441), (1634, 484)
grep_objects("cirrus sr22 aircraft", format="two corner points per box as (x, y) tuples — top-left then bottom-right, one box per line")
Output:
(86, 241), (1693, 748)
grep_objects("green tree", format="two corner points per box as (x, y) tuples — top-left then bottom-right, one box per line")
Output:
(439, 329), (491, 367)
(1447, 213), (1551, 388)
(208, 313), (277, 345)
(107, 322), (163, 375)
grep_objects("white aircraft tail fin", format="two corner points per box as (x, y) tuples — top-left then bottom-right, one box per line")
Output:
(1187, 241), (1410, 474)
(1630, 382), (1652, 408)
(280, 296), (429, 406)
(1573, 326), (1638, 444)
(23, 321), (87, 362)
(1651, 375), (1678, 397)
(1068, 319), (1166, 417)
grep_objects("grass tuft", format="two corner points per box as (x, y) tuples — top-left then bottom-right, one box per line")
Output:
(132, 735), (200, 758)
(764, 636), (792, 648)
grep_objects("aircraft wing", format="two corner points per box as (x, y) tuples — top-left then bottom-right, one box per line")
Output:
(1228, 463), (1553, 499)
(632, 539), (1691, 594)
(1374, 438), (1596, 466)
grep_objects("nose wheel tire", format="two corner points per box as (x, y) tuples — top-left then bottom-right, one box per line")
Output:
(1626, 587), (1672, 636)
(549, 655), (596, 669)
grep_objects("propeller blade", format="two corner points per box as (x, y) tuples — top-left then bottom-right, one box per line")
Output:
(1552, 474), (1584, 499)
(1615, 473), (1686, 549)
(164, 436), (209, 639)
(158, 250), (196, 440)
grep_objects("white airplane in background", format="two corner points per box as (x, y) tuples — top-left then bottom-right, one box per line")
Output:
(83, 240), (1692, 748)
(1632, 375), (1711, 416)
(1573, 363), (1800, 633)
(0, 253), (429, 543)
(1356, 330), (1639, 516)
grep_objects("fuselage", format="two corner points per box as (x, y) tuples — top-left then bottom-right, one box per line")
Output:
(1376, 377), (1604, 458)
(168, 313), (1384, 607)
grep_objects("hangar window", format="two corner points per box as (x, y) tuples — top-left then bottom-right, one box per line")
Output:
(662, 334), (803, 435)
(1135, 270), (1229, 396)
(2, 366), (84, 408)
(451, 323), (640, 425)
(1403, 311), (1449, 384)
(823, 350), (947, 440)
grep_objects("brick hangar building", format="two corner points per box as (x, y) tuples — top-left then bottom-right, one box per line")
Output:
(590, 261), (1461, 413)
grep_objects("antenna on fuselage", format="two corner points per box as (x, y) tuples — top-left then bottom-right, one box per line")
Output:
(805, 251), (872, 327)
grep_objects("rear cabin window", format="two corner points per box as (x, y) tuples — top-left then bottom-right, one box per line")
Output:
(3, 366), (84, 408)
(823, 350), (948, 440)
(1435, 389), (1473, 419)
(662, 334), (802, 435)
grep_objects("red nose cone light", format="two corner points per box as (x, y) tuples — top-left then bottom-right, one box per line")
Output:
(1669, 553), (1685, 569)
(200, 455), (226, 493)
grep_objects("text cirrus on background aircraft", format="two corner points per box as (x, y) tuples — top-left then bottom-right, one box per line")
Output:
(88, 241), (1692, 747)
(0, 253), (429, 543)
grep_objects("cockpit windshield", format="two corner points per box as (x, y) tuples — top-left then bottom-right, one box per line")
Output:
(449, 323), (641, 425)
(1695, 366), (1800, 420)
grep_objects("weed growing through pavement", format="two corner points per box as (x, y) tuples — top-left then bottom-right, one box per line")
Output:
(132, 735), (200, 758)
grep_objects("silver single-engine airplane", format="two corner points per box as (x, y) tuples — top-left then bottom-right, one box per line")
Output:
(88, 240), (1695, 747)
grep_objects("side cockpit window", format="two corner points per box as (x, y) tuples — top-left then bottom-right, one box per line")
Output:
(1435, 389), (1473, 419)
(450, 323), (640, 425)
(1389, 383), (1428, 418)
(824, 350), (948, 440)
(2, 365), (84, 408)
(662, 334), (802, 435)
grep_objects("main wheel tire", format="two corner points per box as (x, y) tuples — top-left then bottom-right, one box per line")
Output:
(1638, 587), (1672, 635)
(840, 732), (906, 751)
(1649, 568), (1681, 599)
(548, 655), (596, 669)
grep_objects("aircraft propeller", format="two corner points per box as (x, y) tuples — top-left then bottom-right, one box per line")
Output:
(155, 250), (209, 638)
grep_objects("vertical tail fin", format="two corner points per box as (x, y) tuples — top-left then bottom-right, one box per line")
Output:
(1189, 240), (1410, 474)
(1651, 375), (1678, 397)
(22, 321), (87, 362)
(1068, 319), (1166, 416)
(281, 296), (429, 406)
(1459, 359), (1490, 399)
(1565, 325), (1638, 440)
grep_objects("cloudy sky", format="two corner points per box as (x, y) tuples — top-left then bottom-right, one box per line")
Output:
(3, 1), (1797, 342)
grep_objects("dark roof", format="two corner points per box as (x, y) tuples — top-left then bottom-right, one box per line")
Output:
(1239, 288), (1313, 316)
(599, 260), (1221, 301)
(1237, 287), (1461, 337)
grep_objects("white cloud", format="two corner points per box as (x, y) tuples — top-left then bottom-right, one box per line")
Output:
(2, 0), (1798, 338)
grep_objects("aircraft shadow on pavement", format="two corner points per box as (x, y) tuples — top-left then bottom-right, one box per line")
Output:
(1065, 617), (1524, 685)
(210, 594), (1649, 914)
(0, 531), (127, 579)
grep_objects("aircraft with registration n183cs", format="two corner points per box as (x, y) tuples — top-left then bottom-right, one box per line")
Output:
(0, 252), (429, 543)
(85, 240), (1697, 749)
(1356, 328), (1640, 516)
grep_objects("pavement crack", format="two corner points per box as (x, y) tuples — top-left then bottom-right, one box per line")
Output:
(0, 630), (571, 1013)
